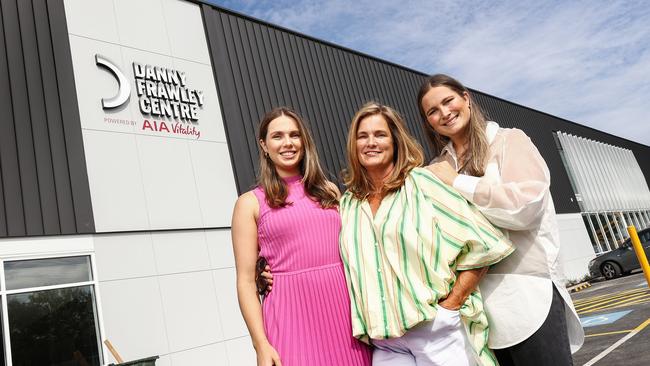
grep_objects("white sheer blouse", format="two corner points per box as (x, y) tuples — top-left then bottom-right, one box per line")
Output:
(432, 122), (584, 351)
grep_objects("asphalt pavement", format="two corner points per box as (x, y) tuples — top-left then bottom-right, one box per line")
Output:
(571, 272), (650, 366)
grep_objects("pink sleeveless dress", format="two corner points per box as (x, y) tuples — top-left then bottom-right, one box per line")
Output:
(253, 176), (372, 366)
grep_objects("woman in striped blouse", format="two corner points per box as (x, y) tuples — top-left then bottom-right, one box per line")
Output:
(338, 102), (513, 365)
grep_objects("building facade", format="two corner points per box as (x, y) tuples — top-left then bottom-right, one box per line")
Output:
(0, 0), (648, 365)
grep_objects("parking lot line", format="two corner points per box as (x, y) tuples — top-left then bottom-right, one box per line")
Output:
(579, 293), (650, 314)
(580, 301), (650, 315)
(579, 297), (650, 315)
(585, 329), (632, 338)
(574, 288), (647, 307)
(576, 292), (648, 312)
(573, 289), (650, 310)
(583, 317), (650, 366)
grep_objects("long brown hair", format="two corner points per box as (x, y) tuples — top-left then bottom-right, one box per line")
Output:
(257, 107), (338, 208)
(343, 102), (424, 200)
(417, 74), (489, 176)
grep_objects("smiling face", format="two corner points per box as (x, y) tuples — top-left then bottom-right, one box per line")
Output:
(260, 115), (303, 177)
(420, 86), (471, 144)
(355, 114), (394, 175)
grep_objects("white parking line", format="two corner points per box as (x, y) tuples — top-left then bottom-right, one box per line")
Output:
(583, 317), (650, 366)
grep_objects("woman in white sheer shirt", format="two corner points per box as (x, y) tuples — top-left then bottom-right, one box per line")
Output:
(417, 74), (584, 366)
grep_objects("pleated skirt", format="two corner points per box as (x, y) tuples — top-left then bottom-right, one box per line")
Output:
(263, 262), (372, 366)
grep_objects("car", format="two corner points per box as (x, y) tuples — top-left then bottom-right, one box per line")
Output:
(588, 227), (650, 280)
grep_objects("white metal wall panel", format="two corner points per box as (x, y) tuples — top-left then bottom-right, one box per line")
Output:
(64, 0), (237, 232)
(557, 132), (650, 212)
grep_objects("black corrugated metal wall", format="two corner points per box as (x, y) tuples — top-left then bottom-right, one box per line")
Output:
(202, 5), (433, 193)
(201, 3), (650, 215)
(0, 0), (93, 237)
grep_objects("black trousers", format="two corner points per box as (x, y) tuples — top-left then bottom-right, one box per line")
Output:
(493, 286), (574, 366)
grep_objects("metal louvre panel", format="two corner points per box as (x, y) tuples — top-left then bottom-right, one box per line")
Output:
(0, 0), (94, 237)
(584, 137), (609, 210)
(627, 149), (650, 208)
(555, 133), (650, 212)
(557, 132), (589, 211)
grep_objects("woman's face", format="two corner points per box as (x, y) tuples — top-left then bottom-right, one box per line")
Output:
(356, 114), (394, 174)
(260, 115), (303, 177)
(420, 86), (471, 142)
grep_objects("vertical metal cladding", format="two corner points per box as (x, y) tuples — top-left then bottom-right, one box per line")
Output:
(202, 5), (432, 194)
(0, 0), (94, 237)
(200, 3), (650, 215)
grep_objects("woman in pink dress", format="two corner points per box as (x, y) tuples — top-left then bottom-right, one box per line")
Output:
(231, 107), (372, 366)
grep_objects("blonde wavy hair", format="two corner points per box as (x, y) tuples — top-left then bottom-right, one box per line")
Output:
(417, 74), (489, 176)
(257, 107), (338, 208)
(343, 102), (424, 200)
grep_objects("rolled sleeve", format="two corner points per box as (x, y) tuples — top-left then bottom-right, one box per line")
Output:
(455, 232), (514, 270)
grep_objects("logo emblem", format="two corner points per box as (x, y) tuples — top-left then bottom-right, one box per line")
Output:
(95, 54), (131, 109)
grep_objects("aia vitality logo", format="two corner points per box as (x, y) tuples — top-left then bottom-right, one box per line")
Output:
(96, 54), (204, 139)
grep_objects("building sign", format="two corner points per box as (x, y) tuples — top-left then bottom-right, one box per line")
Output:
(133, 63), (204, 121)
(95, 54), (131, 109)
(96, 54), (204, 139)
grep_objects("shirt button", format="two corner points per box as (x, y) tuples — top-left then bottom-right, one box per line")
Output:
(377, 268), (382, 273)
(374, 242), (378, 246)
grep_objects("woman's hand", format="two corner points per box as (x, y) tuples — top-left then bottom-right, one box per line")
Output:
(438, 267), (489, 311)
(256, 342), (283, 366)
(256, 258), (274, 295)
(426, 161), (458, 186)
(438, 296), (463, 311)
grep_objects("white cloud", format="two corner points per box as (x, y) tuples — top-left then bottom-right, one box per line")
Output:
(209, 0), (650, 145)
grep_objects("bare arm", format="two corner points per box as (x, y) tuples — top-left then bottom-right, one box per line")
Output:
(439, 267), (489, 310)
(232, 192), (282, 366)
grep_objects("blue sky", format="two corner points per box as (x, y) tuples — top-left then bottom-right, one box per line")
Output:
(207, 0), (650, 146)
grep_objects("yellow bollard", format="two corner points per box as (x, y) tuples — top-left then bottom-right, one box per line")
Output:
(627, 225), (650, 288)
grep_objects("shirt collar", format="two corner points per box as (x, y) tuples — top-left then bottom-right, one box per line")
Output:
(486, 121), (499, 144)
(439, 121), (500, 164)
(440, 141), (455, 158)
(441, 121), (500, 154)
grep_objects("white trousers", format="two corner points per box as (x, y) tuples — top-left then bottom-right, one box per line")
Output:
(371, 307), (476, 366)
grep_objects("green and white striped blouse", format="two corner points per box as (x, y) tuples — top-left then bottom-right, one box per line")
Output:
(339, 167), (514, 366)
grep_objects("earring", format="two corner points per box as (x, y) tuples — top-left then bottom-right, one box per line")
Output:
(264, 151), (269, 158)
